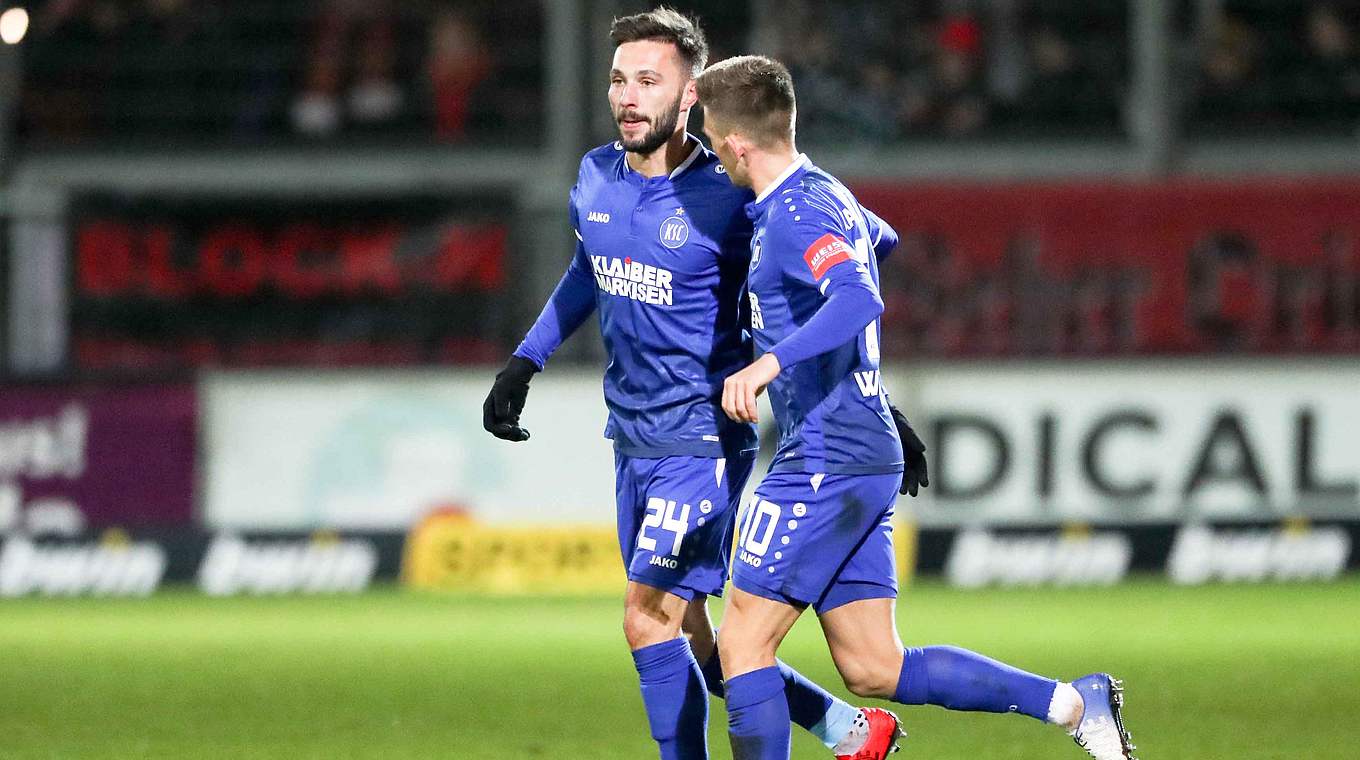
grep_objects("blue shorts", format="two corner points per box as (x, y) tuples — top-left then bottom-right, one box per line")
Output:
(616, 453), (756, 601)
(731, 471), (901, 614)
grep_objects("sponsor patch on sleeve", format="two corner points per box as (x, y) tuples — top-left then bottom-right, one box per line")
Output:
(802, 233), (854, 280)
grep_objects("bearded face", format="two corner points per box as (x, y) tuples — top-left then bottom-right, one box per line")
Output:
(613, 88), (684, 154)
(608, 40), (693, 156)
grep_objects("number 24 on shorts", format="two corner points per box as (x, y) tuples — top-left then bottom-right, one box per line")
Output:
(638, 497), (691, 556)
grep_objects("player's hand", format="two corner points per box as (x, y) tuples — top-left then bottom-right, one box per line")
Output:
(889, 403), (929, 496)
(722, 353), (781, 423)
(482, 355), (539, 442)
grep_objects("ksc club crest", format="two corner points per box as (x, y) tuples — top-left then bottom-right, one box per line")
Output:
(659, 216), (689, 249)
(750, 240), (762, 270)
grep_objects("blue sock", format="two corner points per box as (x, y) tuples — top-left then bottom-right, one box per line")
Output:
(700, 649), (858, 750)
(776, 660), (858, 748)
(726, 666), (792, 760)
(893, 645), (1057, 721)
(633, 638), (709, 760)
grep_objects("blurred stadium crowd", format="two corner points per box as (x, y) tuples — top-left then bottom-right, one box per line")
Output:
(775, 0), (1360, 141)
(17, 0), (544, 144)
(1191, 0), (1360, 132)
(13, 0), (1360, 147)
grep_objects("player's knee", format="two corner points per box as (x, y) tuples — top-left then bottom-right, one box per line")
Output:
(623, 604), (680, 650)
(714, 623), (735, 656)
(715, 620), (776, 676)
(837, 656), (898, 699)
(715, 624), (749, 665)
(621, 611), (652, 649)
(841, 671), (895, 699)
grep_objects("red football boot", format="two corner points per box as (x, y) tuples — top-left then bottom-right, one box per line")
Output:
(834, 707), (904, 760)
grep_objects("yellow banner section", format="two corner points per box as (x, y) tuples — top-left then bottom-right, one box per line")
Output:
(402, 510), (917, 594)
(402, 512), (624, 594)
(896, 518), (917, 589)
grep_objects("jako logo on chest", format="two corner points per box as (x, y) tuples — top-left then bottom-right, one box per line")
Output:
(587, 211), (611, 223)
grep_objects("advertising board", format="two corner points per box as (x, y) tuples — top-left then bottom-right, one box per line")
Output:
(0, 384), (196, 535)
(203, 362), (1360, 530)
(202, 370), (616, 531)
(68, 194), (512, 371)
(903, 361), (1360, 527)
(199, 362), (1359, 590)
(0, 529), (400, 597)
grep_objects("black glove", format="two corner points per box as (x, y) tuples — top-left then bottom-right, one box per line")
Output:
(889, 404), (929, 497)
(483, 355), (539, 441)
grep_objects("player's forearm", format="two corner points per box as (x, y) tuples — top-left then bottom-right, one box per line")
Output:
(769, 281), (883, 369)
(513, 264), (597, 369)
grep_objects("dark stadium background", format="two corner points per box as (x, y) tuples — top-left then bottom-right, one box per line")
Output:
(1, 2), (1358, 758)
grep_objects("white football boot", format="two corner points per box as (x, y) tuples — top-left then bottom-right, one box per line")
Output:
(1069, 673), (1137, 760)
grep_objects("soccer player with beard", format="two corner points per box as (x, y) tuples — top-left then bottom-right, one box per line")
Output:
(697, 55), (1137, 760)
(482, 8), (925, 760)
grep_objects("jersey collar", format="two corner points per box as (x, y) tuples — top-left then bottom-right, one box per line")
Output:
(746, 153), (810, 218)
(668, 138), (704, 179)
(619, 135), (705, 184)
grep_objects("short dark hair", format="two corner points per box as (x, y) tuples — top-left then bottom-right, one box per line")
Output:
(609, 7), (709, 78)
(695, 55), (796, 147)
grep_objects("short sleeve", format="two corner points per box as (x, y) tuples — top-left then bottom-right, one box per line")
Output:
(765, 199), (872, 295)
(862, 205), (899, 262)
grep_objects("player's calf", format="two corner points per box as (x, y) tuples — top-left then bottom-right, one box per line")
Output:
(718, 589), (803, 760)
(726, 667), (792, 760)
(632, 637), (710, 760)
(892, 645), (1058, 719)
(682, 596), (718, 667)
(624, 583), (711, 760)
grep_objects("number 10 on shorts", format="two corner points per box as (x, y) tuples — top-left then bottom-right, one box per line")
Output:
(638, 497), (690, 556)
(737, 497), (781, 565)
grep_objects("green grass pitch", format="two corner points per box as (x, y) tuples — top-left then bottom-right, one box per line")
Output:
(2, 577), (1357, 758)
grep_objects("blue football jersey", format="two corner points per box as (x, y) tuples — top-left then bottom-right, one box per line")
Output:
(744, 155), (904, 475)
(516, 138), (758, 458)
